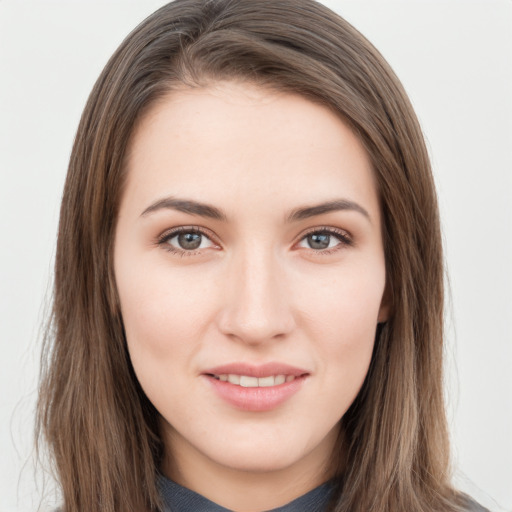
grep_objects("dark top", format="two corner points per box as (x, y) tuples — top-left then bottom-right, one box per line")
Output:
(157, 474), (490, 512)
(157, 475), (334, 512)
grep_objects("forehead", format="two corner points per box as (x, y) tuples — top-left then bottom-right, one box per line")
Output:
(121, 81), (379, 221)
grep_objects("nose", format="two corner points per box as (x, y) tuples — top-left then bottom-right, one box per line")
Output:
(216, 247), (296, 345)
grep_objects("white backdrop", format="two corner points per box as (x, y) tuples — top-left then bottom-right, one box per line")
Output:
(1, 1), (510, 511)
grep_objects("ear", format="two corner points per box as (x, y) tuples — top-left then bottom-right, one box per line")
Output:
(377, 281), (392, 323)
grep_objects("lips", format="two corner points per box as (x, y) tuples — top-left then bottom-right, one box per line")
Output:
(212, 374), (296, 387)
(203, 363), (309, 411)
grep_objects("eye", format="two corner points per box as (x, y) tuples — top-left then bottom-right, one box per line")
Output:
(158, 227), (217, 254)
(297, 228), (352, 253)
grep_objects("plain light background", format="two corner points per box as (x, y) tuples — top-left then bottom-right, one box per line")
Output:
(1, 1), (511, 511)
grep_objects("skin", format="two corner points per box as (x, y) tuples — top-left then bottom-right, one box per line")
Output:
(114, 81), (388, 511)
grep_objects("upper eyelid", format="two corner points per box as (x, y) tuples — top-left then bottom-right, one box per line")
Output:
(297, 225), (352, 241)
(158, 225), (217, 242)
(158, 224), (351, 237)
(156, 225), (353, 250)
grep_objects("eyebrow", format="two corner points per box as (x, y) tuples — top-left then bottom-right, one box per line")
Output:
(140, 196), (370, 223)
(141, 197), (227, 221)
(286, 199), (370, 223)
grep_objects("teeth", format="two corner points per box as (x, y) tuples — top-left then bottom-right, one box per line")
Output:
(275, 375), (286, 385)
(227, 374), (240, 385)
(215, 374), (295, 387)
(258, 376), (275, 387)
(240, 376), (258, 387)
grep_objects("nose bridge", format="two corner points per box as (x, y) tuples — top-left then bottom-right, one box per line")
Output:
(218, 242), (295, 343)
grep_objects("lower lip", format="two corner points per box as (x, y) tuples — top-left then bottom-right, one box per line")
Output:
(204, 375), (307, 412)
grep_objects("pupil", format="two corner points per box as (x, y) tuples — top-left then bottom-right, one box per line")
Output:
(308, 233), (330, 250)
(178, 232), (202, 250)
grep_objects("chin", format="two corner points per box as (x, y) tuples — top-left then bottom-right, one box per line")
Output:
(201, 423), (338, 476)
(214, 447), (300, 474)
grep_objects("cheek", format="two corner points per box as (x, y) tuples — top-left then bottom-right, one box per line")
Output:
(116, 266), (222, 419)
(116, 260), (218, 366)
(296, 256), (385, 342)
(293, 258), (384, 402)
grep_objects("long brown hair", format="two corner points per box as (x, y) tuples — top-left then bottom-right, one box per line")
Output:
(37, 1), (470, 510)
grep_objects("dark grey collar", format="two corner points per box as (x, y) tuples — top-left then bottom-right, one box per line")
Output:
(157, 474), (334, 512)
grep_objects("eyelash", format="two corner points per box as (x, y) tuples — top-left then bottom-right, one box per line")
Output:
(156, 225), (353, 257)
(299, 226), (353, 255)
(157, 226), (217, 257)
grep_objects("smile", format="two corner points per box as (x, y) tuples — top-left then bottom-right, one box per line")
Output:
(211, 374), (297, 387)
(203, 364), (309, 411)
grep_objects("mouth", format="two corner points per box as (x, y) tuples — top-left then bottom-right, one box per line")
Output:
(208, 373), (301, 387)
(202, 363), (309, 411)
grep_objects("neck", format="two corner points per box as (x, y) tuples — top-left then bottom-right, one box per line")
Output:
(160, 424), (343, 512)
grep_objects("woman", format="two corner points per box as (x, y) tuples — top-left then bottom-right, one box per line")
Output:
(36, 0), (488, 511)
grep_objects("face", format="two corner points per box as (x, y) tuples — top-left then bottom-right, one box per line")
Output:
(114, 82), (388, 490)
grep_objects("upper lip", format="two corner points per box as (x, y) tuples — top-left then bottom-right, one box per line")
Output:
(203, 362), (309, 378)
